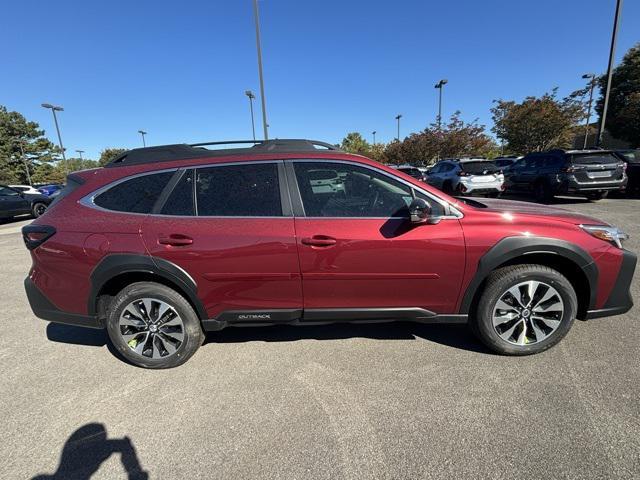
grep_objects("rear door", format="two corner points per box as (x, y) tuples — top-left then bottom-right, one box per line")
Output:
(141, 161), (303, 322)
(288, 160), (465, 315)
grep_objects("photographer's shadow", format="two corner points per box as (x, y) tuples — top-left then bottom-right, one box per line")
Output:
(32, 423), (148, 480)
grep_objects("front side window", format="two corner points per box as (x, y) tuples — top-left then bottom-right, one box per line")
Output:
(94, 171), (173, 213)
(195, 163), (281, 216)
(0, 187), (19, 196)
(294, 161), (442, 218)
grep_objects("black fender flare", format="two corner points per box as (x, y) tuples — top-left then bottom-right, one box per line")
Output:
(459, 236), (598, 313)
(88, 254), (208, 320)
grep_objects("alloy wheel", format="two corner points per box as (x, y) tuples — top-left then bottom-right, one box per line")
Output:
(492, 280), (564, 345)
(119, 298), (185, 359)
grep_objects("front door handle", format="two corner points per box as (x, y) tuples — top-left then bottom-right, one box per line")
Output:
(158, 234), (193, 246)
(301, 235), (337, 247)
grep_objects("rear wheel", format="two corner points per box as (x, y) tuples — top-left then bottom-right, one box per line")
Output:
(471, 265), (577, 355)
(442, 181), (453, 195)
(32, 202), (47, 218)
(106, 282), (204, 369)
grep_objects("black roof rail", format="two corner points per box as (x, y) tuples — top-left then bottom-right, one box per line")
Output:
(106, 139), (342, 168)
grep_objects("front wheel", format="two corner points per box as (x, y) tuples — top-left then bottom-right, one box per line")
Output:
(471, 265), (577, 355)
(106, 282), (204, 368)
(32, 202), (47, 218)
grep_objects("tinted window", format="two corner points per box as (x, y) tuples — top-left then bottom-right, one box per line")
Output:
(0, 186), (20, 196)
(570, 153), (619, 165)
(196, 163), (281, 216)
(94, 172), (173, 213)
(161, 170), (194, 216)
(617, 150), (640, 164)
(460, 161), (500, 174)
(294, 161), (442, 218)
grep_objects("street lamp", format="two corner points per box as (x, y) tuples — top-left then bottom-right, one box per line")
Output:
(372, 130), (377, 145)
(434, 79), (448, 129)
(41, 103), (67, 174)
(76, 149), (85, 160)
(395, 115), (402, 141)
(138, 130), (147, 147)
(252, 0), (269, 140)
(245, 90), (257, 141)
(597, 0), (623, 147)
(581, 73), (597, 149)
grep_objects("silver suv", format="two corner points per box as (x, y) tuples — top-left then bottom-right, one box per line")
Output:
(426, 159), (505, 196)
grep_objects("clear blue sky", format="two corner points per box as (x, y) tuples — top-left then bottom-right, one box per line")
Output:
(2, 0), (639, 159)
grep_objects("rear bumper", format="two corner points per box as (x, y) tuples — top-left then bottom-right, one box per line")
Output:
(458, 180), (503, 193)
(24, 277), (103, 329)
(585, 249), (636, 319)
(561, 176), (627, 193)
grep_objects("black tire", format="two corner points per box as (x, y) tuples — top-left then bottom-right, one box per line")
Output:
(471, 264), (577, 356)
(32, 202), (47, 218)
(586, 191), (608, 201)
(442, 181), (453, 195)
(106, 282), (204, 369)
(533, 181), (552, 203)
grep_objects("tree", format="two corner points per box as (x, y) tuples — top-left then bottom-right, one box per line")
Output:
(491, 89), (584, 154)
(340, 132), (371, 155)
(596, 43), (640, 148)
(99, 148), (127, 166)
(0, 105), (59, 184)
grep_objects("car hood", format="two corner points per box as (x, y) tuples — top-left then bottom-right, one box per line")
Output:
(460, 197), (608, 226)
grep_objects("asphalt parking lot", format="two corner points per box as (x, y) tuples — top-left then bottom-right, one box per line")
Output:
(1, 197), (638, 480)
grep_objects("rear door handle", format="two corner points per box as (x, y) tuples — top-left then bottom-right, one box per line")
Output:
(158, 234), (193, 246)
(301, 235), (337, 247)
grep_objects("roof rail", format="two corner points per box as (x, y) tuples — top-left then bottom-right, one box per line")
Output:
(106, 139), (342, 168)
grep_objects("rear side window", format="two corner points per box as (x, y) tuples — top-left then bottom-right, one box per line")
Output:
(195, 163), (281, 216)
(94, 171), (173, 213)
(161, 170), (194, 216)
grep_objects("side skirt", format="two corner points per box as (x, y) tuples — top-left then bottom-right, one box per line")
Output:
(201, 308), (468, 332)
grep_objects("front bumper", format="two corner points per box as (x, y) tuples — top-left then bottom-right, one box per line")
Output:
(24, 277), (103, 329)
(585, 249), (636, 319)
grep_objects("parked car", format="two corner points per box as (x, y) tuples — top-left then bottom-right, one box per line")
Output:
(397, 166), (427, 182)
(426, 159), (504, 196)
(9, 184), (42, 195)
(494, 158), (518, 171)
(505, 149), (627, 202)
(0, 184), (51, 221)
(37, 184), (64, 196)
(23, 139), (635, 368)
(613, 149), (640, 196)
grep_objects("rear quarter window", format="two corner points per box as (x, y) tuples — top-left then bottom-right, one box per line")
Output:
(94, 171), (173, 213)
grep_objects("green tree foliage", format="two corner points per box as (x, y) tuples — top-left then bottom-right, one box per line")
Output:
(0, 105), (59, 184)
(99, 148), (127, 166)
(491, 89), (584, 154)
(384, 112), (496, 165)
(596, 43), (640, 148)
(340, 132), (371, 155)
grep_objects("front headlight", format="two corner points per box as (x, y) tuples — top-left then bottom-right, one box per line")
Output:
(581, 225), (629, 248)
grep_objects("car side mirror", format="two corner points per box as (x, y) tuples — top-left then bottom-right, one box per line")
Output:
(408, 198), (439, 224)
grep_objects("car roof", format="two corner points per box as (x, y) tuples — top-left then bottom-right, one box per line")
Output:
(105, 139), (343, 168)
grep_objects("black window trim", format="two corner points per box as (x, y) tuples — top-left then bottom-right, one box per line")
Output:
(285, 159), (462, 220)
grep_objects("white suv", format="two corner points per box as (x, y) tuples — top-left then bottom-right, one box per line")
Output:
(426, 159), (505, 196)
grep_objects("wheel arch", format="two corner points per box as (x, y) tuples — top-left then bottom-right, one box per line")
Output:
(460, 237), (597, 320)
(89, 254), (208, 322)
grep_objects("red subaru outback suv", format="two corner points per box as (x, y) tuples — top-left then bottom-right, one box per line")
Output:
(23, 140), (636, 368)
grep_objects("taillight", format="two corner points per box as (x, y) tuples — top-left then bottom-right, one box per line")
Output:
(22, 225), (56, 250)
(459, 171), (469, 177)
(622, 162), (627, 173)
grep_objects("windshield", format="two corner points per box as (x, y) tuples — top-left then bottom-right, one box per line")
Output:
(570, 153), (619, 165)
(460, 161), (500, 174)
(617, 151), (640, 164)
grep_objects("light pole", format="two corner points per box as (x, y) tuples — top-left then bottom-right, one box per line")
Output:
(245, 90), (257, 141)
(582, 73), (596, 149)
(76, 149), (85, 160)
(395, 115), (402, 141)
(41, 103), (67, 175)
(434, 79), (448, 129)
(138, 130), (147, 147)
(597, 0), (623, 147)
(372, 130), (377, 145)
(252, 0), (269, 140)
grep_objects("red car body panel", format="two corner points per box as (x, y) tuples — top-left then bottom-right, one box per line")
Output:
(25, 150), (633, 324)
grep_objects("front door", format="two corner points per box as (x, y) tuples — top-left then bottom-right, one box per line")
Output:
(288, 160), (465, 316)
(0, 186), (30, 217)
(141, 162), (303, 322)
